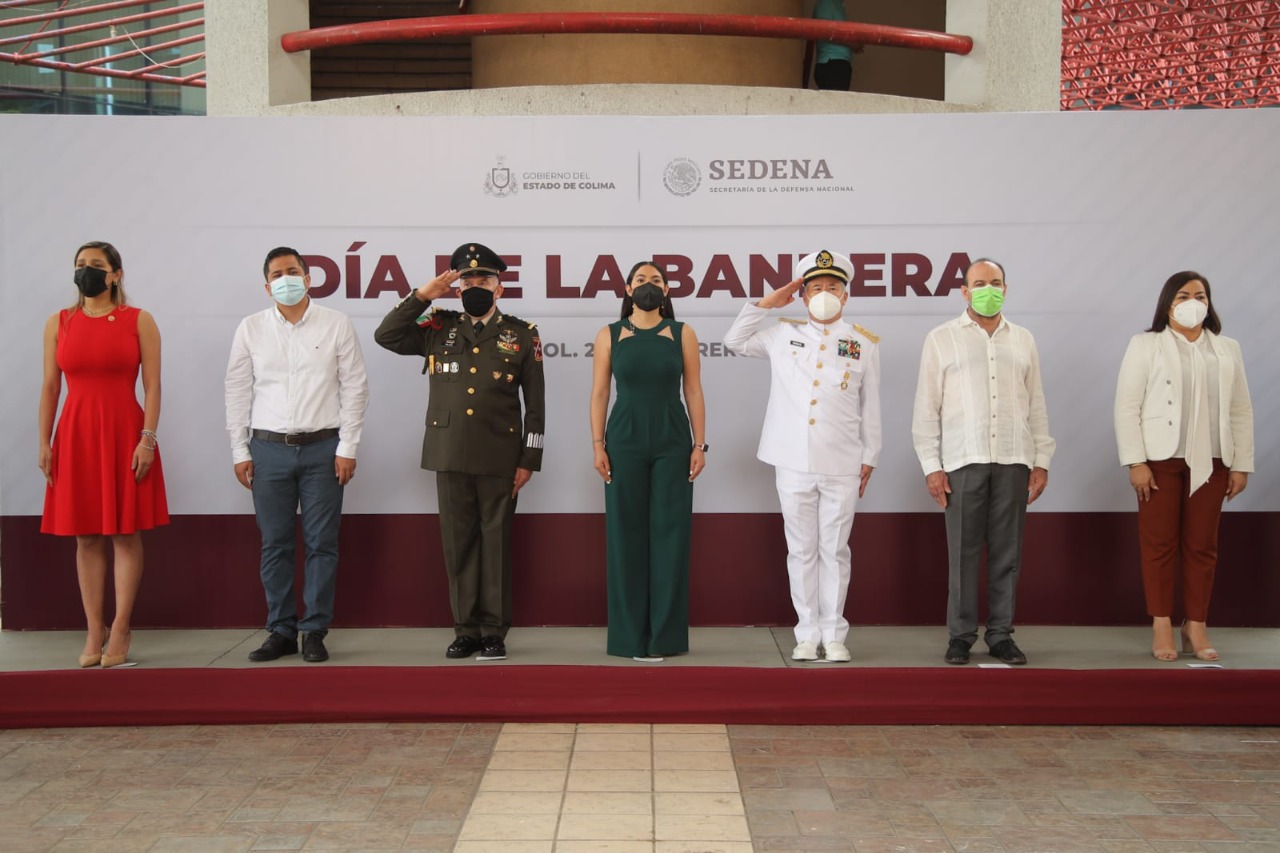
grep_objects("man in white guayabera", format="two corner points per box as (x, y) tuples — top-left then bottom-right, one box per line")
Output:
(911, 258), (1055, 667)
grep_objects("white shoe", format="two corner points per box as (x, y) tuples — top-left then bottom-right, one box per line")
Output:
(632, 656), (664, 662)
(823, 641), (851, 662)
(791, 641), (819, 661)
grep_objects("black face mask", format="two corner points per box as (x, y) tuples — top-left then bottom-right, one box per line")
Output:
(461, 286), (495, 318)
(630, 282), (665, 312)
(74, 266), (110, 299)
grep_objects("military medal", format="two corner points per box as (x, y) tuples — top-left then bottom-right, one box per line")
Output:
(493, 371), (502, 380)
(837, 338), (861, 360)
(497, 329), (520, 353)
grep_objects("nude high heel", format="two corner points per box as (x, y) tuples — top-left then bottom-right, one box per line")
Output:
(101, 630), (131, 668)
(1180, 622), (1219, 662)
(1151, 619), (1177, 662)
(79, 630), (106, 668)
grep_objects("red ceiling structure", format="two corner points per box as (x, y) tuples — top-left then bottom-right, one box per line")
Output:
(1062, 0), (1280, 109)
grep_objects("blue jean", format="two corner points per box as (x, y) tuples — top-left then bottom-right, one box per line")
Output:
(250, 436), (344, 638)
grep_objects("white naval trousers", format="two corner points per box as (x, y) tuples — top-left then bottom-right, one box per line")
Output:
(774, 465), (860, 645)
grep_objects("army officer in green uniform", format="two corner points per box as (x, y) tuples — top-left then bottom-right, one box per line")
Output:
(374, 243), (545, 661)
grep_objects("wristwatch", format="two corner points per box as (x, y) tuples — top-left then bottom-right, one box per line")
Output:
(693, 443), (710, 452)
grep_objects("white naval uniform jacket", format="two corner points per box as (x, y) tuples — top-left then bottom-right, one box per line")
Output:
(1114, 328), (1254, 471)
(724, 302), (882, 475)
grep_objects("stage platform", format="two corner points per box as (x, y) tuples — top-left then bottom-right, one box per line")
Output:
(4, 627), (1279, 729)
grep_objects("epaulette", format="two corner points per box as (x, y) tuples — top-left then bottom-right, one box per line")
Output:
(853, 323), (880, 343)
(779, 317), (806, 325)
(501, 314), (537, 330)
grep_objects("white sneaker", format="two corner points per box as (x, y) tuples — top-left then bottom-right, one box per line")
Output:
(823, 641), (851, 662)
(791, 641), (819, 661)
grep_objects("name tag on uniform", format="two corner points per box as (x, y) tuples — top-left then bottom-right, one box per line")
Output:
(837, 338), (861, 360)
(789, 340), (806, 348)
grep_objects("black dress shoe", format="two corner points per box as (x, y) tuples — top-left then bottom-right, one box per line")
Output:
(446, 636), (482, 659)
(248, 632), (297, 662)
(944, 638), (971, 665)
(476, 635), (507, 661)
(301, 632), (329, 663)
(988, 638), (1027, 665)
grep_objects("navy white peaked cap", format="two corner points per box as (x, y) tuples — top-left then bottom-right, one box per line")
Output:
(798, 250), (852, 284)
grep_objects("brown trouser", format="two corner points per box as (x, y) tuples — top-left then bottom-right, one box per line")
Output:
(1137, 458), (1229, 622)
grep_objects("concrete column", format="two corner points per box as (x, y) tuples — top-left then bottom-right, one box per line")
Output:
(206, 0), (311, 115)
(945, 0), (1060, 111)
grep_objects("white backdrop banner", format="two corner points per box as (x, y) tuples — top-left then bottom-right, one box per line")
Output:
(1, 111), (1275, 515)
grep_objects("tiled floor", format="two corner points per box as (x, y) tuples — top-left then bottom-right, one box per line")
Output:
(2, 721), (1278, 851)
(456, 722), (750, 852)
(3, 627), (1279, 851)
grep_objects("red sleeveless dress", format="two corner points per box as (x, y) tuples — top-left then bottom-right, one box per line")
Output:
(40, 306), (169, 536)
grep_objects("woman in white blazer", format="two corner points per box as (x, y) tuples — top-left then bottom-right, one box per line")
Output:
(1114, 271), (1253, 662)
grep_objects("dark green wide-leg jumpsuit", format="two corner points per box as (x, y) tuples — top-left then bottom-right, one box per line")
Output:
(604, 318), (693, 658)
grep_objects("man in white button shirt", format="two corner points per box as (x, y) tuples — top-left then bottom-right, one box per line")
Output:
(225, 247), (370, 664)
(724, 250), (882, 663)
(911, 258), (1054, 666)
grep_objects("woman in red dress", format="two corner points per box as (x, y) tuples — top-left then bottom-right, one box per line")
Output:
(39, 241), (168, 668)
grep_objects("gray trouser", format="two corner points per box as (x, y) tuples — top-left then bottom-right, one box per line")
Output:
(944, 463), (1029, 647)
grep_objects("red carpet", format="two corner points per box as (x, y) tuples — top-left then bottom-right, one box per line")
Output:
(4, 666), (1279, 728)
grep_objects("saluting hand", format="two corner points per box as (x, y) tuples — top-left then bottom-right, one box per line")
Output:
(416, 269), (461, 302)
(756, 277), (804, 310)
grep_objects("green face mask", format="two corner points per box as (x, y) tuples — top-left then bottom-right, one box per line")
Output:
(968, 285), (1005, 317)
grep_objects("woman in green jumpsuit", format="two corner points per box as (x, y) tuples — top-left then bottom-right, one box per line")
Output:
(589, 262), (708, 660)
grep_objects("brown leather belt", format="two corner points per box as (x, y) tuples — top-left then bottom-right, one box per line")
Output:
(251, 428), (339, 447)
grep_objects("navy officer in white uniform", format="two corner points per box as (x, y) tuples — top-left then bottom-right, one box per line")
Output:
(724, 250), (882, 662)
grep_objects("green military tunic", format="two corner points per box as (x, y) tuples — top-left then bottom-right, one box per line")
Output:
(374, 294), (545, 638)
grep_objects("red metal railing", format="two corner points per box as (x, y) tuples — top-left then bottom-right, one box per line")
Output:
(280, 13), (973, 57)
(0, 0), (206, 89)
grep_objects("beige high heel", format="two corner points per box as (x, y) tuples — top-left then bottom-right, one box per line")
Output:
(101, 630), (131, 668)
(79, 630), (106, 668)
(1180, 622), (1219, 662)
(1151, 619), (1177, 662)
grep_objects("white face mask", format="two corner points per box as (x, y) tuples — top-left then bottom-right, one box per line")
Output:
(1172, 299), (1208, 329)
(270, 274), (308, 307)
(807, 290), (842, 322)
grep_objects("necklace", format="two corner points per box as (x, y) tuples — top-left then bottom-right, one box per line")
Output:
(82, 303), (116, 317)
